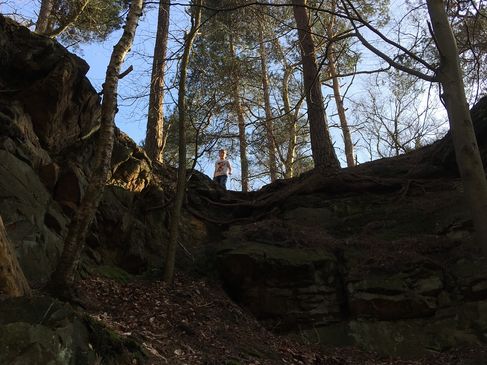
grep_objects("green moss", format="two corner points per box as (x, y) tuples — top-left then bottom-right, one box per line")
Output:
(218, 242), (335, 267)
(235, 344), (281, 362)
(223, 359), (243, 365)
(93, 265), (133, 283)
(325, 192), (462, 240)
(84, 317), (146, 365)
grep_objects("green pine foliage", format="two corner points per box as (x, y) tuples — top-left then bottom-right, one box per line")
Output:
(50, 0), (128, 44)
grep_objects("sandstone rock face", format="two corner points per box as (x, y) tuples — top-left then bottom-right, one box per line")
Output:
(215, 210), (487, 357)
(2, 12), (487, 361)
(0, 149), (66, 285)
(0, 16), (100, 154)
(218, 240), (342, 331)
(0, 296), (96, 365)
(0, 15), (209, 282)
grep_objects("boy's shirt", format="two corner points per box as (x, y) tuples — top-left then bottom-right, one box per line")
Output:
(214, 159), (231, 177)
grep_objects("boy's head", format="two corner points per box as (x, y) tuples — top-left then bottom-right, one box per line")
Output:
(218, 149), (227, 159)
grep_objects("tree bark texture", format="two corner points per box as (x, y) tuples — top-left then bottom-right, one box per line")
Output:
(164, 0), (203, 284)
(325, 0), (355, 167)
(35, 0), (53, 33)
(49, 0), (144, 290)
(328, 58), (355, 166)
(0, 216), (31, 297)
(292, 0), (340, 169)
(283, 68), (297, 178)
(427, 0), (487, 253)
(258, 21), (278, 182)
(146, 0), (171, 163)
(273, 37), (299, 178)
(229, 35), (250, 192)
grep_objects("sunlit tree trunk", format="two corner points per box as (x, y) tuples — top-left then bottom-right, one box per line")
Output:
(325, 0), (355, 167)
(258, 21), (278, 182)
(283, 67), (302, 178)
(163, 0), (202, 284)
(292, 0), (339, 169)
(0, 216), (31, 297)
(146, 0), (171, 163)
(229, 34), (250, 192)
(427, 0), (487, 253)
(328, 58), (354, 166)
(49, 0), (144, 292)
(36, 0), (53, 33)
(272, 37), (299, 178)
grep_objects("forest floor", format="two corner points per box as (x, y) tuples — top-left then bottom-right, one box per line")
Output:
(77, 273), (486, 365)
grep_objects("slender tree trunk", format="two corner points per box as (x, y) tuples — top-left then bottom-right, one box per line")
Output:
(258, 21), (278, 182)
(146, 0), (171, 163)
(49, 0), (144, 292)
(292, 0), (339, 169)
(282, 67), (300, 178)
(329, 59), (354, 166)
(272, 37), (299, 178)
(393, 117), (400, 156)
(229, 35), (250, 192)
(163, 0), (202, 284)
(36, 0), (53, 33)
(325, 0), (355, 167)
(427, 0), (487, 253)
(0, 216), (31, 297)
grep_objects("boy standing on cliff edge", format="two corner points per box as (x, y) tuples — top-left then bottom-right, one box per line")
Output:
(213, 149), (232, 190)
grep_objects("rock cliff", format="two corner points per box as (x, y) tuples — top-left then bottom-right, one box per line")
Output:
(1, 14), (487, 362)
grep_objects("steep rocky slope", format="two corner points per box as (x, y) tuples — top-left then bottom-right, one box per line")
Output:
(1, 14), (487, 364)
(186, 92), (487, 357)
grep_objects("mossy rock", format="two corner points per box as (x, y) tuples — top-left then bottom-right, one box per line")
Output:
(0, 296), (146, 365)
(217, 241), (336, 267)
(92, 265), (133, 283)
(84, 317), (146, 365)
(0, 296), (96, 365)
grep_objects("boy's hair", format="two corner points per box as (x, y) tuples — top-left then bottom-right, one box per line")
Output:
(219, 149), (227, 154)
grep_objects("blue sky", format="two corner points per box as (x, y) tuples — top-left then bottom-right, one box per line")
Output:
(2, 1), (449, 190)
(2, 1), (261, 190)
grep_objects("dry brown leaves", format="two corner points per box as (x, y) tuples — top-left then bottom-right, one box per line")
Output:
(77, 274), (486, 365)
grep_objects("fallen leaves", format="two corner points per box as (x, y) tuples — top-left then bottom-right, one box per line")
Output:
(77, 273), (486, 365)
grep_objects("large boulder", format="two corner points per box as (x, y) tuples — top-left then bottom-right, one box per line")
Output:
(0, 149), (66, 285)
(0, 296), (145, 365)
(215, 215), (487, 357)
(217, 239), (342, 331)
(0, 15), (100, 154)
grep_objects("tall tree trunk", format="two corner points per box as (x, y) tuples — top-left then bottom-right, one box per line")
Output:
(282, 67), (300, 178)
(229, 34), (250, 192)
(427, 0), (487, 253)
(146, 0), (171, 163)
(0, 216), (31, 297)
(325, 0), (355, 167)
(328, 59), (354, 166)
(36, 0), (53, 33)
(163, 0), (202, 284)
(272, 37), (299, 178)
(393, 116), (400, 156)
(258, 21), (278, 182)
(292, 0), (339, 169)
(49, 0), (144, 292)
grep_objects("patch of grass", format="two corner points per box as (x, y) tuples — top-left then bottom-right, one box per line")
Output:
(237, 344), (281, 361)
(84, 316), (147, 365)
(93, 265), (133, 284)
